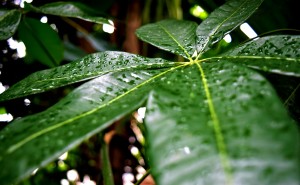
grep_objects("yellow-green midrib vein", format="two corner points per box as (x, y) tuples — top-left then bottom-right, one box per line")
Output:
(6, 64), (189, 155)
(31, 55), (298, 86)
(195, 62), (233, 185)
(157, 23), (193, 61)
(35, 61), (185, 83)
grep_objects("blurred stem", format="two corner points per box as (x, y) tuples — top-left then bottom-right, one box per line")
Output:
(62, 17), (89, 35)
(134, 169), (151, 185)
(101, 136), (114, 185)
(142, 0), (151, 24)
(166, 0), (182, 19)
(284, 83), (300, 107)
(155, 0), (163, 21)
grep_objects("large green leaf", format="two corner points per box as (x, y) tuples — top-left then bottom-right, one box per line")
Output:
(136, 19), (198, 60)
(25, 2), (110, 25)
(145, 62), (299, 185)
(0, 9), (21, 40)
(18, 17), (63, 67)
(0, 67), (175, 185)
(196, 0), (263, 54)
(0, 51), (180, 101)
(223, 35), (300, 76)
(0, 0), (299, 184)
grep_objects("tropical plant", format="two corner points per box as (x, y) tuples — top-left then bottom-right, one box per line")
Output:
(0, 0), (299, 184)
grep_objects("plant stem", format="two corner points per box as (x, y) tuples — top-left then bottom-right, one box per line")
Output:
(62, 17), (89, 35)
(134, 169), (151, 185)
(101, 136), (114, 185)
(284, 83), (300, 107)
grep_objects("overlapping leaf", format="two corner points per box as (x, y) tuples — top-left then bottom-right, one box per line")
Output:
(145, 62), (299, 185)
(0, 9), (21, 40)
(196, 0), (263, 54)
(0, 51), (179, 101)
(18, 17), (63, 67)
(224, 35), (300, 76)
(136, 19), (197, 60)
(25, 1), (110, 25)
(0, 68), (173, 185)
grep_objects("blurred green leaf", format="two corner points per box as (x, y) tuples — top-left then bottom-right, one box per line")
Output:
(63, 40), (87, 61)
(18, 17), (63, 67)
(196, 0), (263, 54)
(145, 62), (299, 185)
(224, 35), (300, 76)
(0, 51), (179, 101)
(0, 9), (21, 40)
(26, 1), (110, 25)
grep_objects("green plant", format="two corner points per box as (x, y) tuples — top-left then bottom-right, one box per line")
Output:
(0, 0), (299, 184)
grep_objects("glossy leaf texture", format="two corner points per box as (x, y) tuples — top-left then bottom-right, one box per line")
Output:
(145, 62), (299, 185)
(223, 35), (300, 76)
(136, 19), (197, 60)
(0, 9), (21, 40)
(18, 17), (63, 68)
(26, 2), (110, 25)
(0, 68), (172, 185)
(196, 0), (263, 54)
(0, 51), (179, 101)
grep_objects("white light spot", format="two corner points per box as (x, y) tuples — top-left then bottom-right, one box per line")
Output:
(192, 50), (198, 58)
(31, 168), (38, 175)
(122, 173), (134, 183)
(130, 146), (139, 156)
(240, 22), (258, 39)
(137, 107), (146, 119)
(184, 146), (190, 154)
(123, 182), (134, 185)
(223, 34), (232, 43)
(17, 42), (26, 58)
(19, 0), (33, 8)
(24, 98), (31, 106)
(40, 16), (48, 23)
(50, 24), (58, 32)
(59, 152), (68, 160)
(60, 179), (70, 185)
(136, 166), (146, 174)
(0, 83), (7, 94)
(103, 20), (114, 34)
(82, 175), (96, 185)
(67, 169), (79, 181)
(7, 38), (18, 49)
(0, 113), (13, 122)
(7, 38), (26, 58)
(136, 173), (143, 180)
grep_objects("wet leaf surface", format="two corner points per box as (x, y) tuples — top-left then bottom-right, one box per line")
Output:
(0, 68), (170, 185)
(0, 51), (179, 101)
(136, 19), (197, 60)
(145, 62), (299, 185)
(0, 9), (21, 40)
(224, 35), (300, 76)
(27, 2), (110, 25)
(196, 0), (263, 54)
